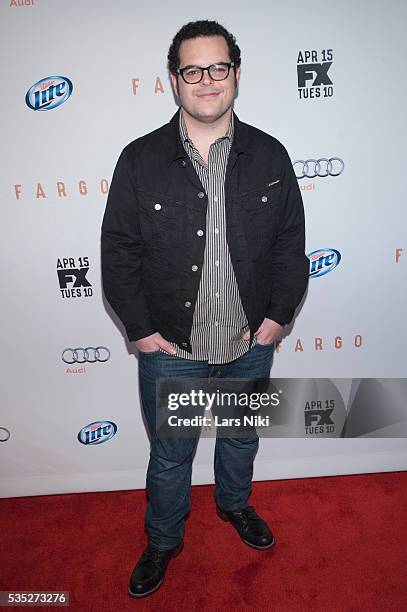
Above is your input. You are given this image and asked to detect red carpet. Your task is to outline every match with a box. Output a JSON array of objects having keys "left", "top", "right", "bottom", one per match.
[{"left": 1, "top": 472, "right": 406, "bottom": 611}]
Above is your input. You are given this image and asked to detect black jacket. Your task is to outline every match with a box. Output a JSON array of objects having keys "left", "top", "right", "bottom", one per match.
[{"left": 101, "top": 109, "right": 308, "bottom": 353}]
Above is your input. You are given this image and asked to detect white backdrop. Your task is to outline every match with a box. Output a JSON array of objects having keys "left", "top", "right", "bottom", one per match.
[{"left": 1, "top": 0, "right": 406, "bottom": 498}]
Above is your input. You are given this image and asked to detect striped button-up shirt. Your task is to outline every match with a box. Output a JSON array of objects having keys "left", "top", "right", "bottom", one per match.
[{"left": 168, "top": 111, "right": 256, "bottom": 365}]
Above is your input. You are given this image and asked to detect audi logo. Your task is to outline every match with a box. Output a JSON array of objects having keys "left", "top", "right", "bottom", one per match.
[
  {"left": 0, "top": 427, "right": 11, "bottom": 442},
  {"left": 62, "top": 347, "right": 111, "bottom": 364},
  {"left": 293, "top": 157, "right": 344, "bottom": 179}
]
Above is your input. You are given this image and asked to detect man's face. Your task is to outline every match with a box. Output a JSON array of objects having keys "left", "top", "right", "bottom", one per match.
[{"left": 170, "top": 35, "right": 240, "bottom": 124}]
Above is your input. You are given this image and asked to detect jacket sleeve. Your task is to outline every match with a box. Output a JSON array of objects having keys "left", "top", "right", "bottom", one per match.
[
  {"left": 265, "top": 146, "right": 309, "bottom": 326},
  {"left": 101, "top": 147, "right": 156, "bottom": 342}
]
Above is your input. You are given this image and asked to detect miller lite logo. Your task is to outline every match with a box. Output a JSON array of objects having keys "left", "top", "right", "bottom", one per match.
[
  {"left": 77, "top": 421, "right": 117, "bottom": 445},
  {"left": 25, "top": 76, "right": 73, "bottom": 111},
  {"left": 308, "top": 248, "right": 341, "bottom": 278}
]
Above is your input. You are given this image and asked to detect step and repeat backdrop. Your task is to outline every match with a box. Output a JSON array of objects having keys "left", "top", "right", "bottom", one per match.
[{"left": 1, "top": 0, "right": 406, "bottom": 497}]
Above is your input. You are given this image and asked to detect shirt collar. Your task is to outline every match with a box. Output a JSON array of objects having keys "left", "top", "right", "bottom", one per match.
[
  {"left": 169, "top": 108, "right": 245, "bottom": 163},
  {"left": 179, "top": 110, "right": 234, "bottom": 147}
]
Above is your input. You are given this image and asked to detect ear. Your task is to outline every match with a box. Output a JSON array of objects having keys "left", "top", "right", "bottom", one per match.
[
  {"left": 234, "top": 65, "right": 241, "bottom": 88},
  {"left": 170, "top": 71, "right": 179, "bottom": 97}
]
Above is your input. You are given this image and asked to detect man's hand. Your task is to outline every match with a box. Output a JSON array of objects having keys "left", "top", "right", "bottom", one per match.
[
  {"left": 134, "top": 332, "right": 177, "bottom": 355},
  {"left": 242, "top": 318, "right": 283, "bottom": 345}
]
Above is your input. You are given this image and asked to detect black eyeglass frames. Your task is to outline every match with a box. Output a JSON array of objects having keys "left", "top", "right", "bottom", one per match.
[{"left": 176, "top": 62, "right": 235, "bottom": 84}]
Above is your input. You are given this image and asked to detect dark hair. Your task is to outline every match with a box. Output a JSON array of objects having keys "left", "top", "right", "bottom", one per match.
[{"left": 167, "top": 20, "right": 241, "bottom": 75}]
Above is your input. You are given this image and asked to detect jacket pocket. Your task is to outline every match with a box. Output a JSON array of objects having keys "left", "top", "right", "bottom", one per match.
[
  {"left": 137, "top": 188, "right": 183, "bottom": 218},
  {"left": 239, "top": 180, "right": 282, "bottom": 241},
  {"left": 240, "top": 178, "right": 282, "bottom": 205},
  {"left": 137, "top": 189, "right": 184, "bottom": 246}
]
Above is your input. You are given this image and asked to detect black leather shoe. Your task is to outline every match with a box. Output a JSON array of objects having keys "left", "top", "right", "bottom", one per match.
[
  {"left": 128, "top": 541, "right": 183, "bottom": 598},
  {"left": 217, "top": 505, "right": 275, "bottom": 550}
]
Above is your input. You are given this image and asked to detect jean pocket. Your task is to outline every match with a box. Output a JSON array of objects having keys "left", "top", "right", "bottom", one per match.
[
  {"left": 139, "top": 349, "right": 162, "bottom": 357},
  {"left": 254, "top": 341, "right": 274, "bottom": 349}
]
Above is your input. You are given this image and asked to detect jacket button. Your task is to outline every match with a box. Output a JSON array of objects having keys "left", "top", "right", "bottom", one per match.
[
  {"left": 181, "top": 342, "right": 188, "bottom": 347},
  {"left": 185, "top": 301, "right": 191, "bottom": 307},
  {"left": 154, "top": 203, "right": 162, "bottom": 210},
  {"left": 261, "top": 196, "right": 268, "bottom": 203},
  {"left": 181, "top": 160, "right": 187, "bottom": 167},
  {"left": 197, "top": 191, "right": 205, "bottom": 199},
  {"left": 191, "top": 265, "right": 198, "bottom": 271},
  {"left": 196, "top": 229, "right": 204, "bottom": 236}
]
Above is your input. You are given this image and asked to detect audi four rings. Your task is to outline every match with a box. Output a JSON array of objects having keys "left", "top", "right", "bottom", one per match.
[
  {"left": 293, "top": 157, "right": 344, "bottom": 178},
  {"left": 62, "top": 347, "right": 111, "bottom": 363}
]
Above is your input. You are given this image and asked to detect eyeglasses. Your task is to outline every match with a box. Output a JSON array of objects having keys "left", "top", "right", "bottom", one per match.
[{"left": 176, "top": 62, "right": 235, "bottom": 84}]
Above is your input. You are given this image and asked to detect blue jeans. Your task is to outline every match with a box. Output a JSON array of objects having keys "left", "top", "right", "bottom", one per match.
[{"left": 138, "top": 343, "right": 274, "bottom": 549}]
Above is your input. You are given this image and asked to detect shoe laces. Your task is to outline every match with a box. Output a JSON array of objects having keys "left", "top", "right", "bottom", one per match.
[
  {"left": 233, "top": 505, "right": 259, "bottom": 526},
  {"left": 142, "top": 547, "right": 170, "bottom": 564},
  {"left": 238, "top": 505, "right": 257, "bottom": 517},
  {"left": 242, "top": 505, "right": 257, "bottom": 516}
]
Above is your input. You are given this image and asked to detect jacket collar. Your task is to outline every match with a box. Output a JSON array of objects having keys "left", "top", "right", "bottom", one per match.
[{"left": 168, "top": 107, "right": 246, "bottom": 162}]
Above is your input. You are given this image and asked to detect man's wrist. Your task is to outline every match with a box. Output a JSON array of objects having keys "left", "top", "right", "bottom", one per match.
[{"left": 271, "top": 319, "right": 287, "bottom": 328}]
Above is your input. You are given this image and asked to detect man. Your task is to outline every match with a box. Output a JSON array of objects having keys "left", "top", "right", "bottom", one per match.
[{"left": 101, "top": 20, "right": 308, "bottom": 598}]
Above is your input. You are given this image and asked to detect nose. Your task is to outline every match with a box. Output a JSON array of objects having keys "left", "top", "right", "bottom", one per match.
[{"left": 201, "top": 68, "right": 213, "bottom": 85}]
